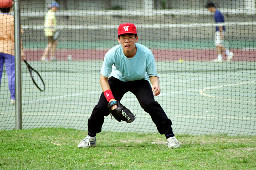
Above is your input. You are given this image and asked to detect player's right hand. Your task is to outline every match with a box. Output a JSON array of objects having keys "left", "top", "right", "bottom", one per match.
[
  {"left": 21, "top": 54, "right": 26, "bottom": 61},
  {"left": 109, "top": 99, "right": 117, "bottom": 110}
]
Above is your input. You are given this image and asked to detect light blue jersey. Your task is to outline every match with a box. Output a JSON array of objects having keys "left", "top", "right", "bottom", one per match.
[{"left": 101, "top": 43, "right": 158, "bottom": 82}]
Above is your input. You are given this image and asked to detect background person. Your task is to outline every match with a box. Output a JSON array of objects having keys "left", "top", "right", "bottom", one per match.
[
  {"left": 78, "top": 23, "right": 181, "bottom": 148},
  {"left": 0, "top": 0, "right": 26, "bottom": 105},
  {"left": 41, "top": 1, "right": 59, "bottom": 62},
  {"left": 206, "top": 1, "right": 234, "bottom": 62}
]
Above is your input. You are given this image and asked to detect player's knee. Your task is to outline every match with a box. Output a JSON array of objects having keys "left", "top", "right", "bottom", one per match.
[
  {"left": 140, "top": 101, "right": 159, "bottom": 111},
  {"left": 91, "top": 104, "right": 109, "bottom": 117},
  {"left": 216, "top": 44, "right": 223, "bottom": 48},
  {"left": 53, "top": 40, "right": 58, "bottom": 46}
]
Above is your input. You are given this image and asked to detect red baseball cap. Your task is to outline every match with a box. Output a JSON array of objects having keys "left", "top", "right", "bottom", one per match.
[
  {"left": 118, "top": 23, "right": 137, "bottom": 36},
  {"left": 0, "top": 0, "right": 13, "bottom": 8}
]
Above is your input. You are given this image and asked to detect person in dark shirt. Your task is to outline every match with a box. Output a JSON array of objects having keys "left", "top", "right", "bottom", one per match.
[{"left": 206, "top": 2, "right": 234, "bottom": 62}]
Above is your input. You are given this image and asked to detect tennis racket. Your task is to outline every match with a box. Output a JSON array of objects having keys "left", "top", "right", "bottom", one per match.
[
  {"left": 24, "top": 60, "right": 45, "bottom": 91},
  {"left": 53, "top": 31, "right": 60, "bottom": 40}
]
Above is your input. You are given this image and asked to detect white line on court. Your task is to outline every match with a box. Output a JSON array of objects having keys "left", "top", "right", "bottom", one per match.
[
  {"left": 160, "top": 70, "right": 256, "bottom": 86},
  {"left": 22, "top": 78, "right": 255, "bottom": 105},
  {"left": 2, "top": 112, "right": 254, "bottom": 121},
  {"left": 199, "top": 81, "right": 256, "bottom": 103},
  {"left": 174, "top": 114, "right": 256, "bottom": 120},
  {"left": 23, "top": 93, "right": 84, "bottom": 104},
  {"left": 23, "top": 91, "right": 102, "bottom": 105},
  {"left": 120, "top": 88, "right": 201, "bottom": 103}
]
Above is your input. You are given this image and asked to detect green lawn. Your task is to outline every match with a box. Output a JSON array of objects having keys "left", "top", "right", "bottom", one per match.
[{"left": 0, "top": 128, "right": 255, "bottom": 169}]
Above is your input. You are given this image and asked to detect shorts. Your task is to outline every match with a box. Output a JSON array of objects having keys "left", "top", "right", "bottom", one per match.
[
  {"left": 215, "top": 31, "right": 225, "bottom": 46},
  {"left": 47, "top": 36, "right": 57, "bottom": 43}
]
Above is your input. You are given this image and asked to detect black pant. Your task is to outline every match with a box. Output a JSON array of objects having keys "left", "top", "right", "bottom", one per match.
[{"left": 88, "top": 77, "right": 173, "bottom": 135}]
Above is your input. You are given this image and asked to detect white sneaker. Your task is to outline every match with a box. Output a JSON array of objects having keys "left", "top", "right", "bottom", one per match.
[
  {"left": 10, "top": 99, "right": 15, "bottom": 105},
  {"left": 41, "top": 57, "right": 48, "bottom": 62},
  {"left": 167, "top": 136, "right": 181, "bottom": 148},
  {"left": 78, "top": 135, "right": 96, "bottom": 148},
  {"left": 50, "top": 57, "right": 57, "bottom": 61},
  {"left": 227, "top": 52, "right": 233, "bottom": 62},
  {"left": 213, "top": 58, "right": 223, "bottom": 62}
]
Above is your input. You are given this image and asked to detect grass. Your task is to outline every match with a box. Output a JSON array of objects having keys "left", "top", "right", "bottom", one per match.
[{"left": 0, "top": 128, "right": 256, "bottom": 169}]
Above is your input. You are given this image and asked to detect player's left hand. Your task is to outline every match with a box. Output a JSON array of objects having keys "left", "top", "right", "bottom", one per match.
[
  {"left": 107, "top": 101, "right": 135, "bottom": 123},
  {"left": 152, "top": 84, "right": 160, "bottom": 96}
]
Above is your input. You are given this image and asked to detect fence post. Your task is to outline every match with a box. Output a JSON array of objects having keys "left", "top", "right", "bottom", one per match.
[{"left": 14, "top": 0, "right": 22, "bottom": 129}]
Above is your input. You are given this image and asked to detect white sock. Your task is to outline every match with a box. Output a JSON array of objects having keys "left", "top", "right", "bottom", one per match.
[
  {"left": 218, "top": 54, "right": 222, "bottom": 60},
  {"left": 225, "top": 49, "right": 230, "bottom": 56}
]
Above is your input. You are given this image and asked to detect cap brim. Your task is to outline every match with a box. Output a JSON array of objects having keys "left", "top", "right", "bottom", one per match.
[{"left": 118, "top": 32, "right": 137, "bottom": 35}]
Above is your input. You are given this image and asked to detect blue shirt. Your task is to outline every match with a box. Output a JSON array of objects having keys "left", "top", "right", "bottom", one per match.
[
  {"left": 214, "top": 10, "right": 225, "bottom": 31},
  {"left": 101, "top": 43, "right": 158, "bottom": 82}
]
